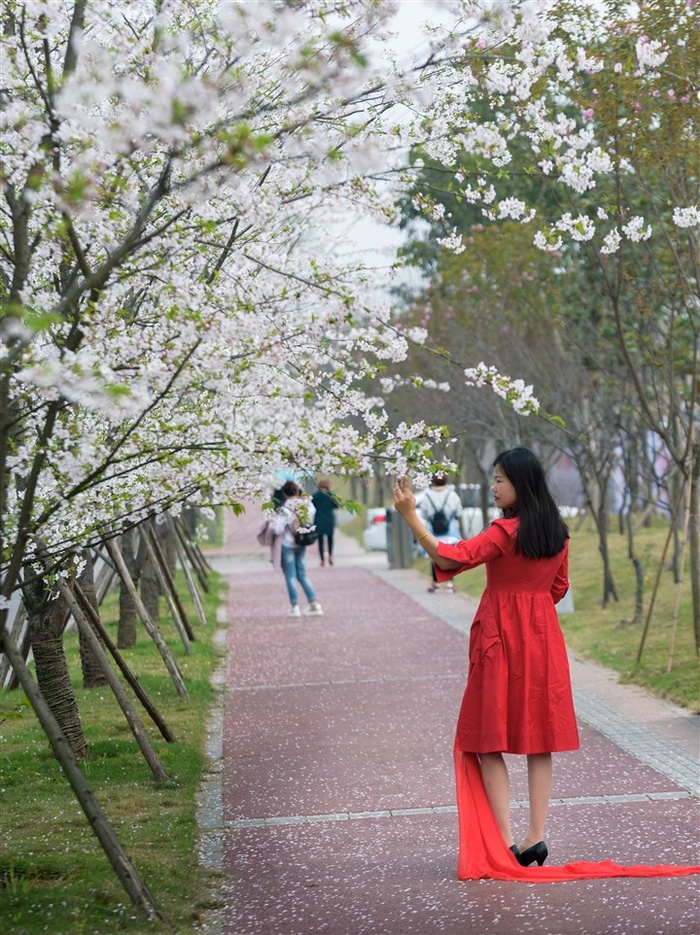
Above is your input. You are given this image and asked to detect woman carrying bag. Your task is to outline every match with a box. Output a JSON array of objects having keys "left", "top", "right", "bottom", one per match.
[{"left": 273, "top": 481, "right": 323, "bottom": 618}]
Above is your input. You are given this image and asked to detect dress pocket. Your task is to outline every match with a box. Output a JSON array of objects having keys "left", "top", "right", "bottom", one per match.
[{"left": 469, "top": 620, "right": 502, "bottom": 664}]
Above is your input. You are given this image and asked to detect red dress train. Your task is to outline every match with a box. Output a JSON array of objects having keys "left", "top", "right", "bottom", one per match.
[{"left": 454, "top": 743, "right": 700, "bottom": 882}]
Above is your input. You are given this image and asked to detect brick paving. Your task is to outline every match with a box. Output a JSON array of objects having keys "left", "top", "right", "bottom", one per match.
[{"left": 197, "top": 509, "right": 700, "bottom": 935}]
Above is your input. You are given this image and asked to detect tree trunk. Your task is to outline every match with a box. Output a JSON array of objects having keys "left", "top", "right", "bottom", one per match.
[
  {"left": 161, "top": 519, "right": 178, "bottom": 579},
  {"left": 584, "top": 490, "right": 618, "bottom": 608},
  {"left": 667, "top": 465, "right": 685, "bottom": 583},
  {"left": 597, "top": 516, "right": 618, "bottom": 607},
  {"left": 23, "top": 573, "right": 88, "bottom": 760},
  {"left": 690, "top": 441, "right": 700, "bottom": 654},
  {"left": 479, "top": 467, "right": 491, "bottom": 531},
  {"left": 77, "top": 550, "right": 107, "bottom": 688},
  {"left": 637, "top": 480, "right": 687, "bottom": 662},
  {"left": 182, "top": 506, "right": 198, "bottom": 537},
  {"left": 140, "top": 554, "right": 160, "bottom": 622},
  {"left": 624, "top": 513, "right": 644, "bottom": 625},
  {"left": 118, "top": 529, "right": 139, "bottom": 648},
  {"left": 581, "top": 465, "right": 618, "bottom": 607}
]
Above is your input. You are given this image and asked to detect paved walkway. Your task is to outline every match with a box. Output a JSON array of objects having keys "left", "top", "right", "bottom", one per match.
[{"left": 198, "top": 510, "right": 700, "bottom": 935}]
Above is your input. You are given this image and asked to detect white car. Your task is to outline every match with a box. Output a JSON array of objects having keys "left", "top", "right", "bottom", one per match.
[
  {"left": 460, "top": 507, "right": 498, "bottom": 538},
  {"left": 362, "top": 508, "right": 388, "bottom": 550}
]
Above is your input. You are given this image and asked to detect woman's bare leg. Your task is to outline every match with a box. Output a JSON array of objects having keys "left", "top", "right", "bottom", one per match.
[
  {"left": 522, "top": 753, "right": 552, "bottom": 848},
  {"left": 479, "top": 753, "right": 513, "bottom": 847}
]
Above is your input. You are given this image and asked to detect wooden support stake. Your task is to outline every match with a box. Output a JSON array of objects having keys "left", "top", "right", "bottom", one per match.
[
  {"left": 0, "top": 601, "right": 26, "bottom": 690},
  {"left": 56, "top": 578, "right": 170, "bottom": 782},
  {"left": 94, "top": 556, "right": 117, "bottom": 605},
  {"left": 5, "top": 620, "right": 31, "bottom": 693},
  {"left": 73, "top": 582, "right": 176, "bottom": 743},
  {"left": 0, "top": 625, "right": 166, "bottom": 921},
  {"left": 166, "top": 515, "right": 207, "bottom": 628},
  {"left": 146, "top": 522, "right": 195, "bottom": 642},
  {"left": 104, "top": 536, "right": 189, "bottom": 700},
  {"left": 174, "top": 518, "right": 210, "bottom": 593},
  {"left": 139, "top": 528, "right": 192, "bottom": 652}
]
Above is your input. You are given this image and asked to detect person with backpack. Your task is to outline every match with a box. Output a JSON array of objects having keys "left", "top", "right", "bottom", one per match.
[
  {"left": 417, "top": 473, "right": 463, "bottom": 592},
  {"left": 271, "top": 481, "right": 323, "bottom": 617}
]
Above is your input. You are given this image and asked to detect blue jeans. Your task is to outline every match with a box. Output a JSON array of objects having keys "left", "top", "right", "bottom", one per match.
[{"left": 281, "top": 546, "right": 317, "bottom": 605}]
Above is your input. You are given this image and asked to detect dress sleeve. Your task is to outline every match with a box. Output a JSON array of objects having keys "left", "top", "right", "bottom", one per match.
[
  {"left": 434, "top": 520, "right": 510, "bottom": 582},
  {"left": 550, "top": 543, "right": 570, "bottom": 603}
]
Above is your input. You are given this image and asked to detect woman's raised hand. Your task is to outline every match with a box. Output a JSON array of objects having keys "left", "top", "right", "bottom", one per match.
[{"left": 393, "top": 476, "right": 416, "bottom": 516}]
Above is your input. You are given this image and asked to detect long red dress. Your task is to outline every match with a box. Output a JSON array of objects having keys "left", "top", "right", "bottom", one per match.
[
  {"left": 437, "top": 516, "right": 578, "bottom": 755},
  {"left": 436, "top": 518, "right": 700, "bottom": 882}
]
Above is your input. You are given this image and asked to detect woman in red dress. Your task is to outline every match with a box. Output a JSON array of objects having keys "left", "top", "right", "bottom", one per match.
[
  {"left": 394, "top": 447, "right": 577, "bottom": 867},
  {"left": 394, "top": 447, "right": 700, "bottom": 882}
]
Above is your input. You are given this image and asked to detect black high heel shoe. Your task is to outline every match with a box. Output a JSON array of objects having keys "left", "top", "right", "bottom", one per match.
[
  {"left": 516, "top": 841, "right": 548, "bottom": 866},
  {"left": 509, "top": 845, "right": 520, "bottom": 858}
]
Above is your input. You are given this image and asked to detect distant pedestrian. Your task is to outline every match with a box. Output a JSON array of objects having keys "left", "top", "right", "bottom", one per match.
[
  {"left": 272, "top": 481, "right": 323, "bottom": 618},
  {"left": 311, "top": 477, "right": 339, "bottom": 566},
  {"left": 394, "top": 448, "right": 577, "bottom": 869},
  {"left": 416, "top": 473, "right": 463, "bottom": 593}
]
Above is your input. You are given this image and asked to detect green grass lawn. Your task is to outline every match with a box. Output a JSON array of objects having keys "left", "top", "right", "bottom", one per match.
[
  {"left": 564, "top": 517, "right": 698, "bottom": 713},
  {"left": 1, "top": 568, "right": 228, "bottom": 934}
]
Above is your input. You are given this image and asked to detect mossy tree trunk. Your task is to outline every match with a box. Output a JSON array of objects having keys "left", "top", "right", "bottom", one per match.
[
  {"left": 23, "top": 572, "right": 88, "bottom": 760},
  {"left": 140, "top": 553, "right": 160, "bottom": 622},
  {"left": 118, "top": 528, "right": 146, "bottom": 648},
  {"left": 77, "top": 550, "right": 107, "bottom": 688}
]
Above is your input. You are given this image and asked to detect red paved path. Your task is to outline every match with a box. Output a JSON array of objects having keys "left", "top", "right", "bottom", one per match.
[{"left": 200, "top": 509, "right": 700, "bottom": 935}]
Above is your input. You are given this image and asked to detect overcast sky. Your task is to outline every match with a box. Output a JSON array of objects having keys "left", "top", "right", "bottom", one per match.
[{"left": 327, "top": 1, "right": 458, "bottom": 291}]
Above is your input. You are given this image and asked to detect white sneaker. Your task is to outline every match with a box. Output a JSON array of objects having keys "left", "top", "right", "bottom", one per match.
[
  {"left": 303, "top": 601, "right": 323, "bottom": 616},
  {"left": 288, "top": 604, "right": 301, "bottom": 617}
]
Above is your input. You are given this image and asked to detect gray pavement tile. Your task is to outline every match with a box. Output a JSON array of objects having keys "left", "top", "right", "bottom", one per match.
[{"left": 214, "top": 805, "right": 699, "bottom": 935}]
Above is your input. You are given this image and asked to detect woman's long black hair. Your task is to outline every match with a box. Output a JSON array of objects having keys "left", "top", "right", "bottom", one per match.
[{"left": 494, "top": 447, "right": 569, "bottom": 558}]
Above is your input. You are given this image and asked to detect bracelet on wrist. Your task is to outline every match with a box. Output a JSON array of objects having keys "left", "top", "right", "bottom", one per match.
[{"left": 417, "top": 530, "right": 430, "bottom": 543}]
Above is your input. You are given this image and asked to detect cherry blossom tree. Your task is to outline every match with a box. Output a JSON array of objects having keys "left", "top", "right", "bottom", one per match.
[
  {"left": 0, "top": 0, "right": 546, "bottom": 914},
  {"left": 399, "top": 0, "right": 699, "bottom": 629},
  {"left": 1, "top": 0, "right": 464, "bottom": 618},
  {"left": 1, "top": 1, "right": 554, "bottom": 614},
  {"left": 5, "top": 0, "right": 695, "bottom": 913},
  {"left": 1, "top": 0, "right": 465, "bottom": 914}
]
